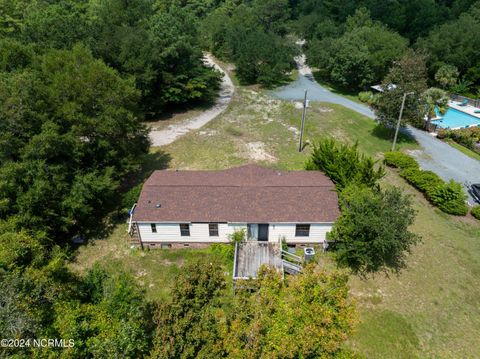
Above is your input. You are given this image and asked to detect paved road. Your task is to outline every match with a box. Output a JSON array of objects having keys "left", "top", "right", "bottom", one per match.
[{"left": 271, "top": 55, "right": 480, "bottom": 204}]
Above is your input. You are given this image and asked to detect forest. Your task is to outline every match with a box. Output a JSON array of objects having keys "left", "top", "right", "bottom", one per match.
[{"left": 0, "top": 0, "right": 479, "bottom": 357}]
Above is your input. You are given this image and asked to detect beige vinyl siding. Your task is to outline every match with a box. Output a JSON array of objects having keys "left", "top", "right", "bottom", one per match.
[
  {"left": 138, "top": 223, "right": 247, "bottom": 243},
  {"left": 268, "top": 223, "right": 332, "bottom": 243},
  {"left": 137, "top": 222, "right": 332, "bottom": 244}
]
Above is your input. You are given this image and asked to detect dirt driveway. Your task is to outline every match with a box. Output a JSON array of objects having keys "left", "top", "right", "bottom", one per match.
[{"left": 148, "top": 54, "right": 234, "bottom": 147}]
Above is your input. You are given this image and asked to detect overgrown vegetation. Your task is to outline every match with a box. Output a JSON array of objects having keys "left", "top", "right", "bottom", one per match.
[
  {"left": 298, "top": 0, "right": 480, "bottom": 98},
  {"left": 152, "top": 261, "right": 357, "bottom": 358},
  {"left": 201, "top": 0, "right": 297, "bottom": 86},
  {"left": 306, "top": 8, "right": 408, "bottom": 89},
  {"left": 0, "top": 224, "right": 153, "bottom": 358},
  {"left": 384, "top": 152, "right": 468, "bottom": 215},
  {"left": 437, "top": 127, "right": 480, "bottom": 156},
  {"left": 307, "top": 138, "right": 418, "bottom": 275},
  {"left": 471, "top": 205, "right": 480, "bottom": 220}
]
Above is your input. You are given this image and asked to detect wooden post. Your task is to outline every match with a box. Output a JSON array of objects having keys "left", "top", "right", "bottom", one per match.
[{"left": 298, "top": 89, "right": 307, "bottom": 152}]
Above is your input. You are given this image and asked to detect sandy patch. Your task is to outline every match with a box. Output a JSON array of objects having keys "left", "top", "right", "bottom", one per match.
[
  {"left": 244, "top": 142, "right": 277, "bottom": 162},
  {"left": 288, "top": 126, "right": 300, "bottom": 137},
  {"left": 198, "top": 129, "right": 218, "bottom": 137}
]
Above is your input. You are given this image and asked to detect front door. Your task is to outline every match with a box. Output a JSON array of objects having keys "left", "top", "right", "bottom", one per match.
[{"left": 258, "top": 224, "right": 269, "bottom": 241}]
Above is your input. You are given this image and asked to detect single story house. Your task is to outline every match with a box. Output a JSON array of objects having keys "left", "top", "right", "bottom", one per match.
[{"left": 128, "top": 164, "right": 340, "bottom": 248}]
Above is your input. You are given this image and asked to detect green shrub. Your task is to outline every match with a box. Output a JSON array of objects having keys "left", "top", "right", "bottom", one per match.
[
  {"left": 358, "top": 91, "right": 374, "bottom": 103},
  {"left": 210, "top": 243, "right": 235, "bottom": 262},
  {"left": 429, "top": 180, "right": 468, "bottom": 215},
  {"left": 438, "top": 127, "right": 480, "bottom": 154},
  {"left": 228, "top": 229, "right": 246, "bottom": 244},
  {"left": 306, "top": 138, "right": 385, "bottom": 190},
  {"left": 436, "top": 128, "right": 450, "bottom": 139},
  {"left": 386, "top": 152, "right": 468, "bottom": 216},
  {"left": 471, "top": 206, "right": 480, "bottom": 220},
  {"left": 400, "top": 168, "right": 443, "bottom": 195},
  {"left": 383, "top": 152, "right": 419, "bottom": 170}
]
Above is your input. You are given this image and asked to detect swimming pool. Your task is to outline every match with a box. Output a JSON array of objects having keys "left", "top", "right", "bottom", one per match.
[{"left": 434, "top": 107, "right": 480, "bottom": 129}]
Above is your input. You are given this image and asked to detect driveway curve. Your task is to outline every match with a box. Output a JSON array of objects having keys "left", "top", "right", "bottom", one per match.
[
  {"left": 149, "top": 53, "right": 234, "bottom": 147},
  {"left": 271, "top": 55, "right": 480, "bottom": 204}
]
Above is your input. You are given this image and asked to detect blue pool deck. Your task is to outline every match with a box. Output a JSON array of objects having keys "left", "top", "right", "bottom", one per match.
[{"left": 433, "top": 101, "right": 480, "bottom": 129}]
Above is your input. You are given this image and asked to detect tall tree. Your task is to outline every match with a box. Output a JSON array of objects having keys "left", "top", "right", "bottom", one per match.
[
  {"left": 422, "top": 87, "right": 449, "bottom": 129},
  {"left": 307, "top": 9, "right": 408, "bottom": 89},
  {"left": 435, "top": 64, "right": 459, "bottom": 89},
  {"left": 374, "top": 50, "right": 429, "bottom": 128},
  {"left": 330, "top": 184, "right": 420, "bottom": 275},
  {"left": 0, "top": 45, "right": 149, "bottom": 239}
]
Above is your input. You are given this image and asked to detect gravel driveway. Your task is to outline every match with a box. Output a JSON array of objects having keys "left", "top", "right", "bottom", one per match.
[{"left": 272, "top": 55, "right": 480, "bottom": 204}]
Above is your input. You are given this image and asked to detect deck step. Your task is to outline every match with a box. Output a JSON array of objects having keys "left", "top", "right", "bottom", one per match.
[{"left": 282, "top": 260, "right": 302, "bottom": 275}]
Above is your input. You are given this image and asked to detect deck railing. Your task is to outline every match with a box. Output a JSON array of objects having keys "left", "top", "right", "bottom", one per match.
[{"left": 127, "top": 203, "right": 137, "bottom": 235}]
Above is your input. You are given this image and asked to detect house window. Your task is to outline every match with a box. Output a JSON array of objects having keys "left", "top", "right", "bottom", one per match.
[
  {"left": 180, "top": 224, "right": 190, "bottom": 236},
  {"left": 209, "top": 223, "right": 219, "bottom": 237},
  {"left": 295, "top": 224, "right": 310, "bottom": 237},
  {"left": 151, "top": 223, "right": 157, "bottom": 233}
]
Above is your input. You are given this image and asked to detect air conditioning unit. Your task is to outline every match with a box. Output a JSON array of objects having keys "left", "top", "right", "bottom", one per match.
[{"left": 303, "top": 247, "right": 315, "bottom": 262}]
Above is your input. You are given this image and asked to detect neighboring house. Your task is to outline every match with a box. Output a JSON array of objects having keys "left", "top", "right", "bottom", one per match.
[{"left": 128, "top": 164, "right": 340, "bottom": 248}]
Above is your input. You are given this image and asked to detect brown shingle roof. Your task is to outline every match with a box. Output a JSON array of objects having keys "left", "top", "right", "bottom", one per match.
[{"left": 133, "top": 164, "right": 340, "bottom": 223}]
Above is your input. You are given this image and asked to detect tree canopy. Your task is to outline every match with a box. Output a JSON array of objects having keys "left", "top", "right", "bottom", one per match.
[
  {"left": 330, "top": 184, "right": 420, "bottom": 275},
  {"left": 307, "top": 9, "right": 408, "bottom": 89},
  {"left": 151, "top": 260, "right": 358, "bottom": 358},
  {"left": 0, "top": 44, "right": 148, "bottom": 239}
]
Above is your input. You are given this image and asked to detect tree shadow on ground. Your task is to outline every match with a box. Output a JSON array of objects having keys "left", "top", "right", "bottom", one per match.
[
  {"left": 371, "top": 124, "right": 418, "bottom": 147},
  {"left": 140, "top": 149, "right": 172, "bottom": 181},
  {"left": 87, "top": 150, "right": 172, "bottom": 242}
]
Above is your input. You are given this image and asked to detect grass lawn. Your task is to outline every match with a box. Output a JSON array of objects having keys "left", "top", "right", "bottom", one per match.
[
  {"left": 71, "top": 85, "right": 480, "bottom": 358},
  {"left": 158, "top": 87, "right": 417, "bottom": 171},
  {"left": 348, "top": 170, "right": 480, "bottom": 358},
  {"left": 70, "top": 224, "right": 232, "bottom": 302}
]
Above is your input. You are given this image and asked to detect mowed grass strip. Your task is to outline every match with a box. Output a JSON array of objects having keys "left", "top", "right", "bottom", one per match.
[{"left": 348, "top": 171, "right": 480, "bottom": 358}]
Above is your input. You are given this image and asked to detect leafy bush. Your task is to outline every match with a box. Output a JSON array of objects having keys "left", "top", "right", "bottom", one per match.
[
  {"left": 385, "top": 152, "right": 468, "bottom": 216},
  {"left": 358, "top": 91, "right": 373, "bottom": 103},
  {"left": 358, "top": 91, "right": 379, "bottom": 106},
  {"left": 429, "top": 180, "right": 468, "bottom": 215},
  {"left": 209, "top": 243, "right": 235, "bottom": 262},
  {"left": 383, "top": 151, "right": 419, "bottom": 169},
  {"left": 306, "top": 138, "right": 385, "bottom": 190},
  {"left": 228, "top": 229, "right": 246, "bottom": 244},
  {"left": 400, "top": 167, "right": 443, "bottom": 195},
  {"left": 437, "top": 127, "right": 480, "bottom": 154},
  {"left": 471, "top": 206, "right": 480, "bottom": 220}
]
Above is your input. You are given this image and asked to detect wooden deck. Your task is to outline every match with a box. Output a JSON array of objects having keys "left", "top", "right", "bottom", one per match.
[{"left": 233, "top": 241, "right": 283, "bottom": 279}]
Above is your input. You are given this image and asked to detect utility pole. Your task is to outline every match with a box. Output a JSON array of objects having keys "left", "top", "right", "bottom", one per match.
[
  {"left": 298, "top": 89, "right": 307, "bottom": 152},
  {"left": 392, "top": 92, "right": 414, "bottom": 151}
]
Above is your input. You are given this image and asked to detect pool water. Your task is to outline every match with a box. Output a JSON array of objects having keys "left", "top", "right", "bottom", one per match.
[{"left": 434, "top": 107, "right": 480, "bottom": 129}]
